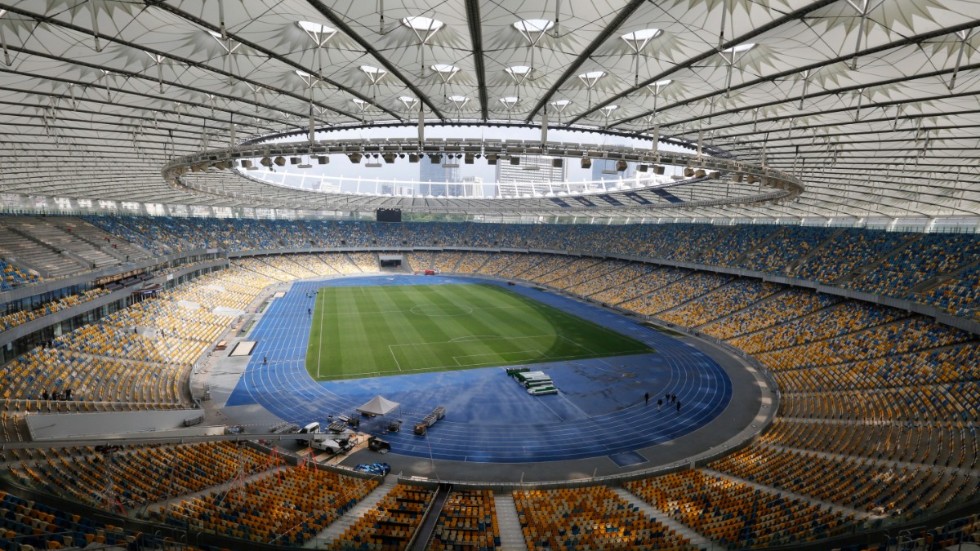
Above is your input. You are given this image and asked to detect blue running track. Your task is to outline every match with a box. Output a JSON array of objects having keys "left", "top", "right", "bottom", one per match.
[{"left": 226, "top": 275, "right": 732, "bottom": 463}]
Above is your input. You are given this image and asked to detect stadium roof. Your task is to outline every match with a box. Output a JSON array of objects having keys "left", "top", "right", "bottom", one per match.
[{"left": 0, "top": 0, "right": 978, "bottom": 222}]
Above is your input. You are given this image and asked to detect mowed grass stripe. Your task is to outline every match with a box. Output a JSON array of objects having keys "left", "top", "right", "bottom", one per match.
[
  {"left": 378, "top": 286, "right": 451, "bottom": 371},
  {"left": 452, "top": 285, "right": 558, "bottom": 361},
  {"left": 306, "top": 283, "right": 653, "bottom": 380},
  {"left": 433, "top": 285, "right": 551, "bottom": 366}
]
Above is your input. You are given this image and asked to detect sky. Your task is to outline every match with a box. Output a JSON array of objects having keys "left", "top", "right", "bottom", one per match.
[{"left": 243, "top": 124, "right": 690, "bottom": 196}]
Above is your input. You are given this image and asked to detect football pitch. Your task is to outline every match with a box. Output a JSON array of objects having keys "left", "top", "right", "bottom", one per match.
[{"left": 305, "top": 283, "right": 653, "bottom": 380}]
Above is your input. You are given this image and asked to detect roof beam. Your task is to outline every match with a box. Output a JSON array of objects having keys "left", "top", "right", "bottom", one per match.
[
  {"left": 570, "top": 0, "right": 840, "bottom": 126},
  {"left": 525, "top": 0, "right": 647, "bottom": 122},
  {"left": 1, "top": 3, "right": 366, "bottom": 123},
  {"left": 304, "top": 0, "right": 446, "bottom": 121},
  {"left": 464, "top": 0, "right": 488, "bottom": 121},
  {"left": 620, "top": 21, "right": 980, "bottom": 133}
]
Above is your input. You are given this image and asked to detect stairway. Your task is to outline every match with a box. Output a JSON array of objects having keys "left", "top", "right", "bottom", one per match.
[
  {"left": 302, "top": 475, "right": 398, "bottom": 548},
  {"left": 611, "top": 486, "right": 716, "bottom": 551},
  {"left": 493, "top": 492, "right": 528, "bottom": 551},
  {"left": 409, "top": 483, "right": 452, "bottom": 551}
]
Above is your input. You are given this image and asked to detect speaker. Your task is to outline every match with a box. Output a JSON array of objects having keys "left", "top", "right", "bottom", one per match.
[
  {"left": 552, "top": 158, "right": 563, "bottom": 168},
  {"left": 274, "top": 156, "right": 286, "bottom": 166},
  {"left": 348, "top": 153, "right": 363, "bottom": 163},
  {"left": 408, "top": 153, "right": 420, "bottom": 163},
  {"left": 510, "top": 156, "right": 520, "bottom": 165},
  {"left": 580, "top": 157, "right": 592, "bottom": 169},
  {"left": 653, "top": 165, "right": 665, "bottom": 175},
  {"left": 616, "top": 159, "right": 628, "bottom": 172},
  {"left": 290, "top": 156, "right": 302, "bottom": 165},
  {"left": 637, "top": 164, "right": 648, "bottom": 172},
  {"left": 317, "top": 156, "right": 329, "bottom": 165}
]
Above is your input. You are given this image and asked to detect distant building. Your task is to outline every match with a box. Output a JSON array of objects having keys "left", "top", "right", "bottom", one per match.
[
  {"left": 495, "top": 155, "right": 566, "bottom": 198},
  {"left": 591, "top": 158, "right": 636, "bottom": 181},
  {"left": 419, "top": 157, "right": 460, "bottom": 197}
]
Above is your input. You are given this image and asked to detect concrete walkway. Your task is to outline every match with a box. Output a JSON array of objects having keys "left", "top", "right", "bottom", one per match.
[{"left": 493, "top": 492, "right": 528, "bottom": 551}]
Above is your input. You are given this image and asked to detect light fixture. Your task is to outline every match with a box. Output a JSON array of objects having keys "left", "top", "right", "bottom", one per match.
[{"left": 348, "top": 152, "right": 363, "bottom": 163}]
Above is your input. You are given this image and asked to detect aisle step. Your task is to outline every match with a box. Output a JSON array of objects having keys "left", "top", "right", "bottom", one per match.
[
  {"left": 612, "top": 486, "right": 717, "bottom": 551},
  {"left": 303, "top": 476, "right": 398, "bottom": 548},
  {"left": 493, "top": 492, "right": 528, "bottom": 551}
]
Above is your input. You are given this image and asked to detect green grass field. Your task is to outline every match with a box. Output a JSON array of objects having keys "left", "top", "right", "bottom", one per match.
[{"left": 305, "top": 283, "right": 653, "bottom": 380}]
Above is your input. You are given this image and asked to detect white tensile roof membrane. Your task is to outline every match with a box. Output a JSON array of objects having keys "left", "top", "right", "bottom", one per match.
[{"left": 0, "top": 0, "right": 978, "bottom": 221}]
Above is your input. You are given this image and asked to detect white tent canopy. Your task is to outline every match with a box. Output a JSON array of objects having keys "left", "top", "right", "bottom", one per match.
[{"left": 356, "top": 395, "right": 400, "bottom": 416}]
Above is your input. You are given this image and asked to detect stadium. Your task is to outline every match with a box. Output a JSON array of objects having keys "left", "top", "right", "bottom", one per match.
[{"left": 0, "top": 1, "right": 978, "bottom": 550}]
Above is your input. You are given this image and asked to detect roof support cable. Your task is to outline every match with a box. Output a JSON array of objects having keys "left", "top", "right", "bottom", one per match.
[
  {"left": 718, "top": 0, "right": 728, "bottom": 47},
  {"left": 892, "top": 104, "right": 904, "bottom": 130},
  {"left": 0, "top": 10, "right": 12, "bottom": 66},
  {"left": 798, "top": 69, "right": 810, "bottom": 109},
  {"left": 947, "top": 29, "right": 973, "bottom": 91},
  {"left": 854, "top": 87, "right": 864, "bottom": 122},
  {"left": 217, "top": 0, "right": 226, "bottom": 40},
  {"left": 553, "top": 0, "right": 561, "bottom": 38},
  {"left": 843, "top": 0, "right": 883, "bottom": 70},
  {"left": 89, "top": 0, "right": 102, "bottom": 52}
]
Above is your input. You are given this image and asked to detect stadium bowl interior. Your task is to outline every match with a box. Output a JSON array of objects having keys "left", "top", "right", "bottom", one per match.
[{"left": 0, "top": 1, "right": 978, "bottom": 550}]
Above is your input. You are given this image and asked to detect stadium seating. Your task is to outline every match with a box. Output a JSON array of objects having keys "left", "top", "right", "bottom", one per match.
[
  {"left": 0, "top": 257, "right": 42, "bottom": 291},
  {"left": 657, "top": 279, "right": 781, "bottom": 328},
  {"left": 10, "top": 442, "right": 273, "bottom": 510},
  {"left": 620, "top": 271, "right": 732, "bottom": 316},
  {"left": 918, "top": 262, "right": 980, "bottom": 319},
  {"left": 710, "top": 444, "right": 978, "bottom": 518},
  {"left": 0, "top": 216, "right": 975, "bottom": 550},
  {"left": 793, "top": 228, "right": 915, "bottom": 285},
  {"left": 428, "top": 488, "right": 501, "bottom": 550},
  {"left": 157, "top": 465, "right": 378, "bottom": 546},
  {"left": 329, "top": 483, "right": 434, "bottom": 550},
  {"left": 624, "top": 470, "right": 853, "bottom": 548},
  {"left": 75, "top": 216, "right": 980, "bottom": 320},
  {"left": 513, "top": 485, "right": 695, "bottom": 551},
  {"left": 699, "top": 288, "right": 839, "bottom": 340},
  {"left": 0, "top": 289, "right": 110, "bottom": 332},
  {"left": 847, "top": 233, "right": 980, "bottom": 300},
  {"left": 0, "top": 489, "right": 134, "bottom": 550}
]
